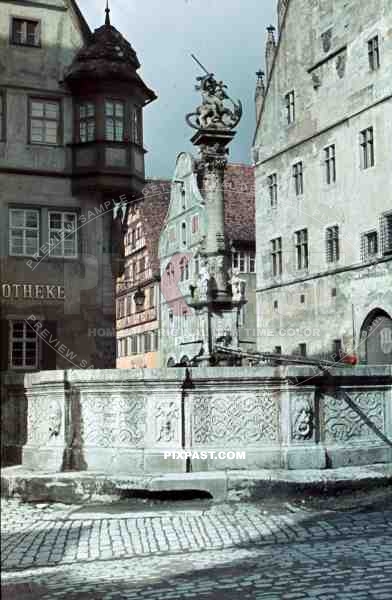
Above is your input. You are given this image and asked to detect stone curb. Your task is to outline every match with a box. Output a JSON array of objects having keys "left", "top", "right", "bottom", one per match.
[{"left": 1, "top": 464, "right": 391, "bottom": 504}]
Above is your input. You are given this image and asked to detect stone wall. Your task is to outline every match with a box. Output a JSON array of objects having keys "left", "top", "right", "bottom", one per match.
[{"left": 22, "top": 366, "right": 392, "bottom": 474}]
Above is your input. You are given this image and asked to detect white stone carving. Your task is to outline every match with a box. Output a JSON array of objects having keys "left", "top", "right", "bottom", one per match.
[{"left": 155, "top": 401, "right": 180, "bottom": 443}]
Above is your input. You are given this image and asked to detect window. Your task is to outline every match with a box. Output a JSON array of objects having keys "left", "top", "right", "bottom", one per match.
[
  {"left": 300, "top": 294, "right": 306, "bottom": 304},
  {"left": 131, "top": 336, "right": 138, "bottom": 355},
  {"left": 152, "top": 330, "right": 159, "bottom": 352},
  {"left": 0, "top": 92, "right": 4, "bottom": 140},
  {"left": 368, "top": 35, "right": 380, "bottom": 71},
  {"left": 268, "top": 173, "right": 278, "bottom": 207},
  {"left": 131, "top": 106, "right": 142, "bottom": 145},
  {"left": 105, "top": 100, "right": 124, "bottom": 141},
  {"left": 360, "top": 127, "right": 375, "bottom": 169},
  {"left": 192, "top": 214, "right": 199, "bottom": 234},
  {"left": 194, "top": 255, "right": 200, "bottom": 276},
  {"left": 271, "top": 237, "right": 283, "bottom": 276},
  {"left": 11, "top": 18, "right": 40, "bottom": 47},
  {"left": 117, "top": 297, "right": 125, "bottom": 319},
  {"left": 249, "top": 252, "right": 256, "bottom": 273},
  {"left": 180, "top": 257, "right": 189, "bottom": 282},
  {"left": 166, "top": 262, "right": 175, "bottom": 279},
  {"left": 324, "top": 144, "right": 336, "bottom": 184},
  {"left": 326, "top": 226, "right": 340, "bottom": 263},
  {"left": 144, "top": 332, "right": 151, "bottom": 353},
  {"left": 380, "top": 212, "right": 392, "bottom": 254},
  {"left": 30, "top": 99, "right": 60, "bottom": 145},
  {"left": 285, "top": 90, "right": 295, "bottom": 124},
  {"left": 10, "top": 321, "right": 38, "bottom": 369},
  {"left": 181, "top": 222, "right": 187, "bottom": 246},
  {"left": 295, "top": 229, "right": 309, "bottom": 270},
  {"left": 126, "top": 294, "right": 133, "bottom": 316},
  {"left": 78, "top": 102, "right": 95, "bottom": 142},
  {"left": 181, "top": 188, "right": 186, "bottom": 211},
  {"left": 293, "top": 161, "right": 303, "bottom": 195},
  {"left": 232, "top": 252, "right": 246, "bottom": 273},
  {"left": 332, "top": 339, "right": 342, "bottom": 359},
  {"left": 48, "top": 212, "right": 77, "bottom": 257},
  {"left": 9, "top": 208, "right": 39, "bottom": 256},
  {"left": 273, "top": 300, "right": 279, "bottom": 311},
  {"left": 361, "top": 230, "right": 378, "bottom": 261},
  {"left": 298, "top": 343, "right": 307, "bottom": 357},
  {"left": 138, "top": 257, "right": 145, "bottom": 274}
]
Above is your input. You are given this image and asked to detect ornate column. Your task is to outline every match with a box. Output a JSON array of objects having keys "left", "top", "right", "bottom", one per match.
[{"left": 186, "top": 67, "right": 246, "bottom": 365}]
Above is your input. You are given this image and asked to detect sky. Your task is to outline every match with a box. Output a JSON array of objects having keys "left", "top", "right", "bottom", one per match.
[{"left": 81, "top": 0, "right": 276, "bottom": 178}]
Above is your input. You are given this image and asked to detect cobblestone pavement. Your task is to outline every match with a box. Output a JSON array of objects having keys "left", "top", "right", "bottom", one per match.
[{"left": 2, "top": 498, "right": 392, "bottom": 599}]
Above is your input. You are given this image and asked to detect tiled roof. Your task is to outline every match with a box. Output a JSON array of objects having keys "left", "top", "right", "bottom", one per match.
[{"left": 223, "top": 164, "right": 255, "bottom": 245}]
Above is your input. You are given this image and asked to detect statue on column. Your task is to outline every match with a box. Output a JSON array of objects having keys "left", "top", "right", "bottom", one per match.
[{"left": 186, "top": 57, "right": 242, "bottom": 131}]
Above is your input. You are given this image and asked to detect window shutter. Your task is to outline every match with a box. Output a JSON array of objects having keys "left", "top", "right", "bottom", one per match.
[
  {"left": 0, "top": 319, "right": 9, "bottom": 371},
  {"left": 40, "top": 321, "right": 57, "bottom": 370},
  {"left": 34, "top": 22, "right": 41, "bottom": 46}
]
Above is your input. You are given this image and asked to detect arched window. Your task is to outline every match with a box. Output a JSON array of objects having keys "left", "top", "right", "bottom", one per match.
[
  {"left": 181, "top": 222, "right": 187, "bottom": 246},
  {"left": 359, "top": 308, "right": 392, "bottom": 365},
  {"left": 180, "top": 257, "right": 189, "bottom": 282}
]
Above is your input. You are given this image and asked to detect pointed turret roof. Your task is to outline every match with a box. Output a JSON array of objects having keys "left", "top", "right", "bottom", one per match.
[{"left": 65, "top": 4, "right": 156, "bottom": 101}]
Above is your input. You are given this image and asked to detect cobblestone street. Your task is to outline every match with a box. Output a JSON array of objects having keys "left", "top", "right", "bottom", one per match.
[{"left": 2, "top": 497, "right": 392, "bottom": 599}]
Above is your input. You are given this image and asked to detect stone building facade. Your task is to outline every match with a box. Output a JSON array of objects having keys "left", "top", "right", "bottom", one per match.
[
  {"left": 116, "top": 180, "right": 170, "bottom": 369},
  {"left": 253, "top": 0, "right": 392, "bottom": 363},
  {"left": 159, "top": 153, "right": 256, "bottom": 367},
  {"left": 0, "top": 0, "right": 155, "bottom": 463}
]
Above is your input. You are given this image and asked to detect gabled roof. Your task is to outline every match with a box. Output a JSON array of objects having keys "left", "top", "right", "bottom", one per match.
[{"left": 68, "top": 0, "right": 92, "bottom": 41}]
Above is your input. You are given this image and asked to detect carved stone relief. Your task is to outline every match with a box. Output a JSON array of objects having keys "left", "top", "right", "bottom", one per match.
[
  {"left": 81, "top": 393, "right": 146, "bottom": 448},
  {"left": 192, "top": 392, "right": 279, "bottom": 445},
  {"left": 291, "top": 395, "right": 314, "bottom": 441},
  {"left": 155, "top": 401, "right": 180, "bottom": 443},
  {"left": 28, "top": 395, "right": 63, "bottom": 445},
  {"left": 321, "top": 29, "right": 332, "bottom": 53},
  {"left": 336, "top": 52, "right": 346, "bottom": 78},
  {"left": 323, "top": 391, "right": 385, "bottom": 442}
]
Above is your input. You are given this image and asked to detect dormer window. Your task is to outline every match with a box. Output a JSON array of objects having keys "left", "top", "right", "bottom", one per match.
[
  {"left": 105, "top": 100, "right": 124, "bottom": 141},
  {"left": 79, "top": 102, "right": 95, "bottom": 142},
  {"left": 11, "top": 18, "right": 40, "bottom": 47}
]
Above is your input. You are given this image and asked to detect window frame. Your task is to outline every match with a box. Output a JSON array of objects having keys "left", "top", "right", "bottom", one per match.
[
  {"left": 326, "top": 225, "right": 340, "bottom": 264},
  {"left": 9, "top": 207, "right": 40, "bottom": 257},
  {"left": 270, "top": 237, "right": 283, "bottom": 277},
  {"left": 268, "top": 173, "right": 278, "bottom": 207},
  {"left": 11, "top": 17, "right": 41, "bottom": 48},
  {"left": 131, "top": 105, "right": 143, "bottom": 146},
  {"left": 9, "top": 320, "right": 39, "bottom": 370},
  {"left": 324, "top": 144, "right": 336, "bottom": 185},
  {"left": 368, "top": 35, "right": 380, "bottom": 71},
  {"left": 361, "top": 229, "right": 378, "bottom": 261},
  {"left": 77, "top": 101, "right": 96, "bottom": 143},
  {"left": 295, "top": 228, "right": 309, "bottom": 270},
  {"left": 293, "top": 161, "right": 304, "bottom": 196},
  {"left": 105, "top": 98, "right": 125, "bottom": 142},
  {"left": 360, "top": 126, "right": 375, "bottom": 169},
  {"left": 380, "top": 211, "right": 392, "bottom": 255},
  {"left": 48, "top": 211, "right": 78, "bottom": 258},
  {"left": 28, "top": 97, "right": 62, "bottom": 146},
  {"left": 285, "top": 90, "right": 295, "bottom": 124}
]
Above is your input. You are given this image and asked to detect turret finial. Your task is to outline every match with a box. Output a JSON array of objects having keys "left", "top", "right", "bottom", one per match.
[{"left": 105, "top": 0, "right": 111, "bottom": 25}]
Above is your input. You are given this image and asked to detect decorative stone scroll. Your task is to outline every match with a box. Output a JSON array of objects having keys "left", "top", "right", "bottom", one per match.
[
  {"left": 192, "top": 392, "right": 279, "bottom": 445},
  {"left": 81, "top": 393, "right": 146, "bottom": 448},
  {"left": 324, "top": 390, "right": 385, "bottom": 442}
]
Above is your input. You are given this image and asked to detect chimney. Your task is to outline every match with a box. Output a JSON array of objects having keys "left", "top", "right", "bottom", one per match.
[
  {"left": 265, "top": 25, "right": 276, "bottom": 80},
  {"left": 255, "top": 70, "right": 265, "bottom": 123}
]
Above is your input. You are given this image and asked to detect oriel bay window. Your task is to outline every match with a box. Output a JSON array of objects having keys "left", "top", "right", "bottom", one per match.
[
  {"left": 30, "top": 99, "right": 60, "bottom": 145},
  {"left": 78, "top": 102, "right": 95, "bottom": 142},
  {"left": 105, "top": 100, "right": 124, "bottom": 141}
]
